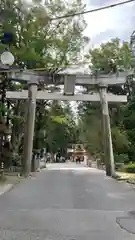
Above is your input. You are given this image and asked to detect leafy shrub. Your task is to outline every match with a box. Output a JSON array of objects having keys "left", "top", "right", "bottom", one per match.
[
  {"left": 114, "top": 154, "right": 129, "bottom": 164},
  {"left": 112, "top": 127, "right": 129, "bottom": 154},
  {"left": 123, "top": 163, "right": 135, "bottom": 173},
  {"left": 11, "top": 153, "right": 21, "bottom": 167}
]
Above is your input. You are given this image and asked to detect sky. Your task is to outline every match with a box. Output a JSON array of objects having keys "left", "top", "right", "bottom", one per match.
[
  {"left": 30, "top": 0, "right": 135, "bottom": 47},
  {"left": 83, "top": 0, "right": 135, "bottom": 47},
  {"left": 70, "top": 0, "right": 135, "bottom": 112}
]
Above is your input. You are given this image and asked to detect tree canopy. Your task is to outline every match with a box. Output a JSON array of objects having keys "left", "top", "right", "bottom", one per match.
[
  {"left": 0, "top": 0, "right": 86, "bottom": 169},
  {"left": 0, "top": 0, "right": 87, "bottom": 70},
  {"left": 1, "top": 1, "right": 135, "bottom": 172},
  {"left": 77, "top": 38, "right": 131, "bottom": 163},
  {"left": 86, "top": 38, "right": 131, "bottom": 73}
]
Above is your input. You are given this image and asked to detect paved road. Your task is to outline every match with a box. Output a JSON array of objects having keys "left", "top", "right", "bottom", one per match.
[{"left": 0, "top": 163, "right": 135, "bottom": 239}]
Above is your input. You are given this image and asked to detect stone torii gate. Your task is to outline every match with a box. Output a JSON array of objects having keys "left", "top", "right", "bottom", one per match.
[{"left": 6, "top": 70, "right": 127, "bottom": 177}]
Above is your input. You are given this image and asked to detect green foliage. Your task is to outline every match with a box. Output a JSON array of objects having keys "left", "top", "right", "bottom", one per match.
[
  {"left": 46, "top": 102, "right": 77, "bottom": 154},
  {"left": 0, "top": 103, "right": 7, "bottom": 118},
  {"left": 122, "top": 164, "right": 135, "bottom": 173},
  {"left": 78, "top": 38, "right": 131, "bottom": 162},
  {"left": 11, "top": 152, "right": 22, "bottom": 166},
  {"left": 1, "top": 0, "right": 86, "bottom": 70},
  {"left": 122, "top": 94, "right": 135, "bottom": 160},
  {"left": 51, "top": 115, "right": 68, "bottom": 124},
  {"left": 77, "top": 103, "right": 102, "bottom": 156},
  {"left": 10, "top": 115, "right": 24, "bottom": 123},
  {"left": 114, "top": 154, "right": 129, "bottom": 163},
  {"left": 0, "top": 0, "right": 86, "bottom": 166},
  {"left": 111, "top": 127, "right": 129, "bottom": 154},
  {"left": 86, "top": 38, "right": 131, "bottom": 73}
]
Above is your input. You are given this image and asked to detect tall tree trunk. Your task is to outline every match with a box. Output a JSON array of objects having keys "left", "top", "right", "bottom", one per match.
[
  {"left": 0, "top": 74, "right": 7, "bottom": 163},
  {"left": 11, "top": 101, "right": 27, "bottom": 171}
]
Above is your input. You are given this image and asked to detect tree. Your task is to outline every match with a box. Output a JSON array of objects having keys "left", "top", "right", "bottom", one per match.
[
  {"left": 0, "top": 0, "right": 87, "bottom": 169},
  {"left": 1, "top": 0, "right": 87, "bottom": 70},
  {"left": 77, "top": 38, "right": 131, "bottom": 163},
  {"left": 46, "top": 101, "right": 77, "bottom": 158},
  {"left": 123, "top": 93, "right": 135, "bottom": 161},
  {"left": 77, "top": 102, "right": 102, "bottom": 158},
  {"left": 86, "top": 38, "right": 131, "bottom": 74}
]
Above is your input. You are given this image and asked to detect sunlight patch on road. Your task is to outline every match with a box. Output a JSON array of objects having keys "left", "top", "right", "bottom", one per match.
[
  {"left": 107, "top": 193, "right": 125, "bottom": 200},
  {"left": 47, "top": 167, "right": 90, "bottom": 171}
]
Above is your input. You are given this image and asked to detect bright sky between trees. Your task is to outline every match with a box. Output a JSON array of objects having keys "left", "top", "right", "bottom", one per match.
[{"left": 84, "top": 0, "right": 135, "bottom": 47}]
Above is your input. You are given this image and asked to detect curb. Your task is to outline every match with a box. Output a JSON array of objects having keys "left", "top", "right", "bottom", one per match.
[
  {"left": 0, "top": 167, "right": 47, "bottom": 196},
  {"left": 114, "top": 176, "right": 135, "bottom": 189},
  {"left": 0, "top": 176, "right": 26, "bottom": 196},
  {"left": 126, "top": 179, "right": 135, "bottom": 184},
  {"left": 0, "top": 184, "right": 14, "bottom": 196}
]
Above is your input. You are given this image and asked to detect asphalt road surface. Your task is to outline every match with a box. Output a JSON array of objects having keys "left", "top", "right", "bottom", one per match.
[{"left": 0, "top": 163, "right": 135, "bottom": 239}]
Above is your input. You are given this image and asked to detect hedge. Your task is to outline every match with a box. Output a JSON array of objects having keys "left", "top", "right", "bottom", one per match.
[
  {"left": 114, "top": 154, "right": 129, "bottom": 164},
  {"left": 123, "top": 163, "right": 135, "bottom": 173}
]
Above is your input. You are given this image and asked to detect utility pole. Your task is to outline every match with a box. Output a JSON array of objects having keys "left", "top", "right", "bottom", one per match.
[
  {"left": 23, "top": 81, "right": 38, "bottom": 176},
  {"left": 99, "top": 84, "right": 115, "bottom": 177}
]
